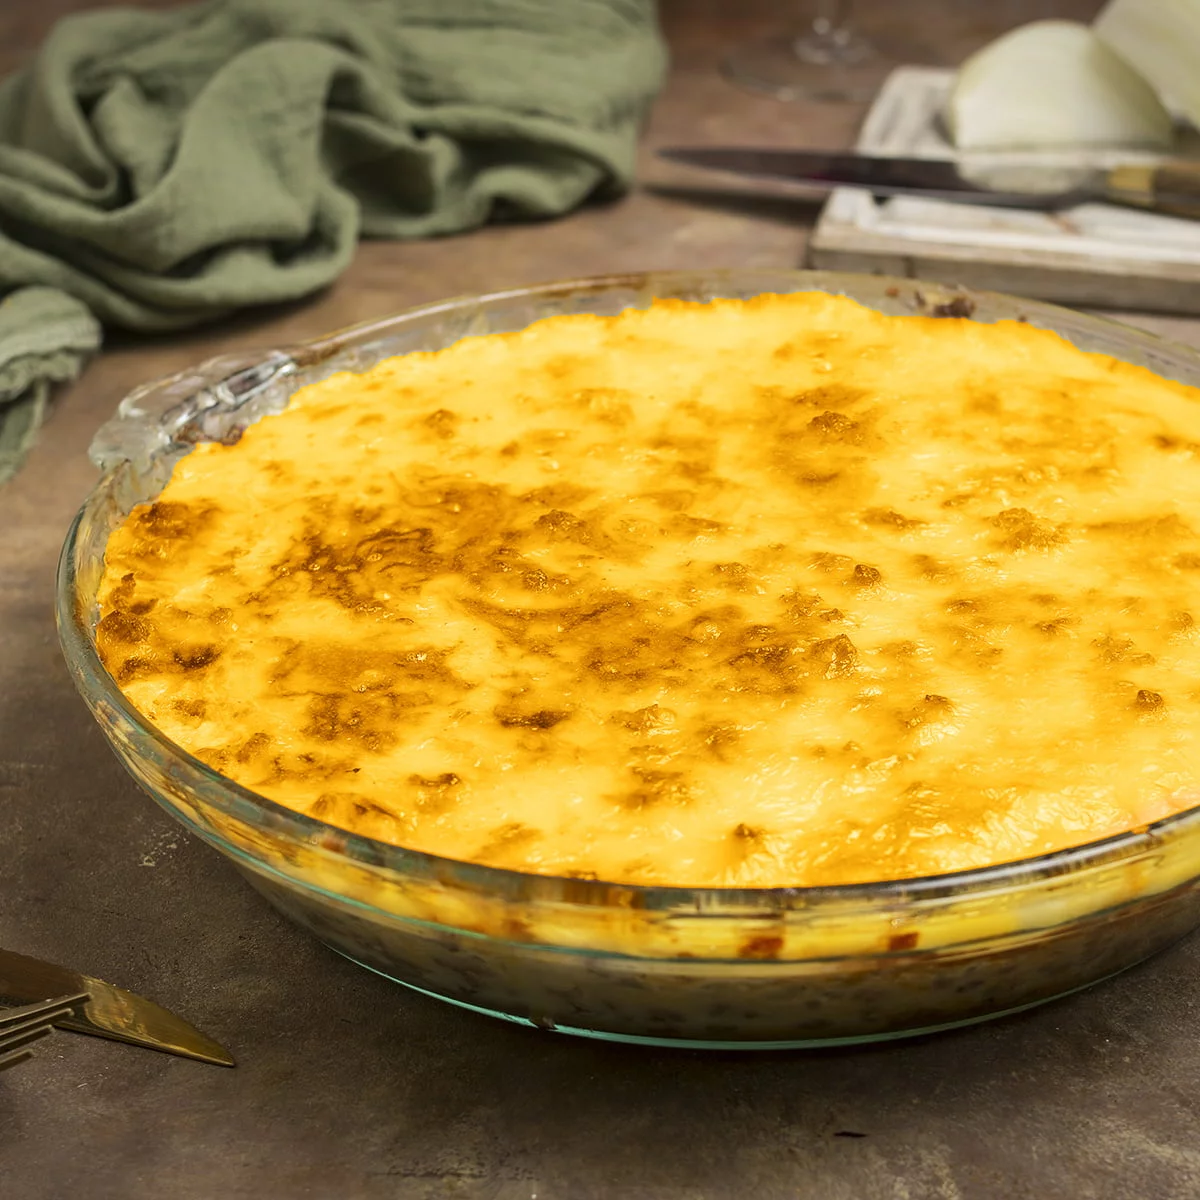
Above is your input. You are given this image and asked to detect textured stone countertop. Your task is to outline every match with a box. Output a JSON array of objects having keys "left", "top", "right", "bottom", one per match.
[{"left": 3, "top": 2, "right": 1199, "bottom": 1197}]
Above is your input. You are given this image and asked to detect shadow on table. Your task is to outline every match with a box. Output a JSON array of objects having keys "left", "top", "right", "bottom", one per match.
[
  {"left": 243, "top": 927, "right": 1197, "bottom": 1195},
  {"left": 641, "top": 181, "right": 826, "bottom": 226}
]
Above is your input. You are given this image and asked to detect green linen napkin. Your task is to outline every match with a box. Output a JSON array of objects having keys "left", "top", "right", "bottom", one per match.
[
  {"left": 0, "top": 289, "right": 101, "bottom": 481},
  {"left": 0, "top": 0, "right": 666, "bottom": 483}
]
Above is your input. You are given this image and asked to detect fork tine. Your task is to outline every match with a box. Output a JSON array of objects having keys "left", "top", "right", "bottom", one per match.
[
  {"left": 0, "top": 992, "right": 93, "bottom": 1073},
  {"left": 0, "top": 1046, "right": 36, "bottom": 1072},
  {"left": 0, "top": 1008, "right": 78, "bottom": 1045},
  {"left": 0, "top": 1022, "right": 57, "bottom": 1072},
  {"left": 0, "top": 1022, "right": 54, "bottom": 1057},
  {"left": 0, "top": 993, "right": 90, "bottom": 1032}
]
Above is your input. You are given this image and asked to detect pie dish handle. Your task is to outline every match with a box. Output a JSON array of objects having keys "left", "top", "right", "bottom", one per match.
[{"left": 88, "top": 349, "right": 301, "bottom": 475}]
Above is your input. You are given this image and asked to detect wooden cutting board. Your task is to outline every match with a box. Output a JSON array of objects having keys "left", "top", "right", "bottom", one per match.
[{"left": 808, "top": 66, "right": 1200, "bottom": 315}]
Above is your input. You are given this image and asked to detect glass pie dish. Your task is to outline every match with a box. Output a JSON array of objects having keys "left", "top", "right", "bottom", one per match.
[{"left": 57, "top": 269, "right": 1200, "bottom": 1048}]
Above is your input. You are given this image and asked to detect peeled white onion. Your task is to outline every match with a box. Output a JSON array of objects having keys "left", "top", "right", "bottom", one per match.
[
  {"left": 943, "top": 20, "right": 1174, "bottom": 152},
  {"left": 1095, "top": 0, "right": 1200, "bottom": 129}
]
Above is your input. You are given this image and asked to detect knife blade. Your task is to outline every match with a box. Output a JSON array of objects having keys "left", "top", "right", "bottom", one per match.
[
  {"left": 656, "top": 147, "right": 1200, "bottom": 219},
  {"left": 0, "top": 947, "right": 234, "bottom": 1067}
]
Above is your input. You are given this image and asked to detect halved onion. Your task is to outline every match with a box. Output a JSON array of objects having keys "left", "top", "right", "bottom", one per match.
[
  {"left": 1095, "top": 0, "right": 1200, "bottom": 129},
  {"left": 944, "top": 20, "right": 1174, "bottom": 152}
]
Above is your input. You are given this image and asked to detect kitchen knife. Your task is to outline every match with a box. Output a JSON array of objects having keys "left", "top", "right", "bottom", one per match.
[
  {"left": 0, "top": 947, "right": 234, "bottom": 1066},
  {"left": 657, "top": 147, "right": 1200, "bottom": 218}
]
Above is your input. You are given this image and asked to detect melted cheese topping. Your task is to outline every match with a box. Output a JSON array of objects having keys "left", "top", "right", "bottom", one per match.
[{"left": 97, "top": 292, "right": 1200, "bottom": 887}]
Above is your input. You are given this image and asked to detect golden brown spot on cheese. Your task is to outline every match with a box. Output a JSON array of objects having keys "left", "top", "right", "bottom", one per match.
[
  {"left": 1036, "top": 616, "right": 1078, "bottom": 637},
  {"left": 991, "top": 508, "right": 1067, "bottom": 551},
  {"left": 863, "top": 508, "right": 924, "bottom": 530},
  {"left": 495, "top": 704, "right": 571, "bottom": 730},
  {"left": 1094, "top": 635, "right": 1155, "bottom": 667},
  {"left": 809, "top": 634, "right": 858, "bottom": 679},
  {"left": 795, "top": 469, "right": 841, "bottom": 488},
  {"left": 172, "top": 644, "right": 220, "bottom": 671},
  {"left": 780, "top": 590, "right": 822, "bottom": 623},
  {"left": 476, "top": 821, "right": 540, "bottom": 860},
  {"left": 422, "top": 408, "right": 460, "bottom": 439},
  {"left": 135, "top": 501, "right": 210, "bottom": 540},
  {"left": 234, "top": 732, "right": 271, "bottom": 763},
  {"left": 712, "top": 561, "right": 753, "bottom": 591},
  {"left": 96, "top": 292, "right": 1200, "bottom": 888},
  {"left": 310, "top": 792, "right": 404, "bottom": 840},
  {"left": 1169, "top": 611, "right": 1196, "bottom": 635},
  {"left": 97, "top": 610, "right": 151, "bottom": 647},
  {"left": 808, "top": 411, "right": 863, "bottom": 443},
  {"left": 612, "top": 704, "right": 676, "bottom": 734},
  {"left": 898, "top": 694, "right": 955, "bottom": 734},
  {"left": 608, "top": 766, "right": 687, "bottom": 813}
]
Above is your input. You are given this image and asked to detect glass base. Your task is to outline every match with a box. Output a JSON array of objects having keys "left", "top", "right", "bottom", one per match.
[
  {"left": 331, "top": 945, "right": 1120, "bottom": 1051},
  {"left": 723, "top": 32, "right": 891, "bottom": 104}
]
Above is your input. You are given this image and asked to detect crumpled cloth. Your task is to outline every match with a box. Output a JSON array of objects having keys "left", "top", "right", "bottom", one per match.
[
  {"left": 0, "top": 289, "right": 100, "bottom": 482},
  {"left": 0, "top": 0, "right": 666, "bottom": 482}
]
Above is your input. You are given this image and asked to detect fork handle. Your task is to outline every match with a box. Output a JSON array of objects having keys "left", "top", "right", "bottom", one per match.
[{"left": 1105, "top": 160, "right": 1200, "bottom": 220}]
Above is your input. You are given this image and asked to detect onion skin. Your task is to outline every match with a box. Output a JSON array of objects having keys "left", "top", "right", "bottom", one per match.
[
  {"left": 944, "top": 20, "right": 1174, "bottom": 152},
  {"left": 1096, "top": 0, "right": 1200, "bottom": 130}
]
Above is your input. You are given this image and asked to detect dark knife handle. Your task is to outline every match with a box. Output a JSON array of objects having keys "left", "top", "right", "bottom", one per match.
[{"left": 1105, "top": 160, "right": 1200, "bottom": 220}]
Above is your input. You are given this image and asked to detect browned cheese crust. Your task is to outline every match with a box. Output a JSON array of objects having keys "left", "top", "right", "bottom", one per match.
[{"left": 98, "top": 293, "right": 1200, "bottom": 886}]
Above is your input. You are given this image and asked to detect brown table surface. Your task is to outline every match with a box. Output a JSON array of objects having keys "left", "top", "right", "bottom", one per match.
[{"left": 4, "top": 3, "right": 1200, "bottom": 1197}]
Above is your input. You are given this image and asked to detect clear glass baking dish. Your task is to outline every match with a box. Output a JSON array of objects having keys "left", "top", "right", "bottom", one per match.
[{"left": 57, "top": 269, "right": 1200, "bottom": 1048}]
